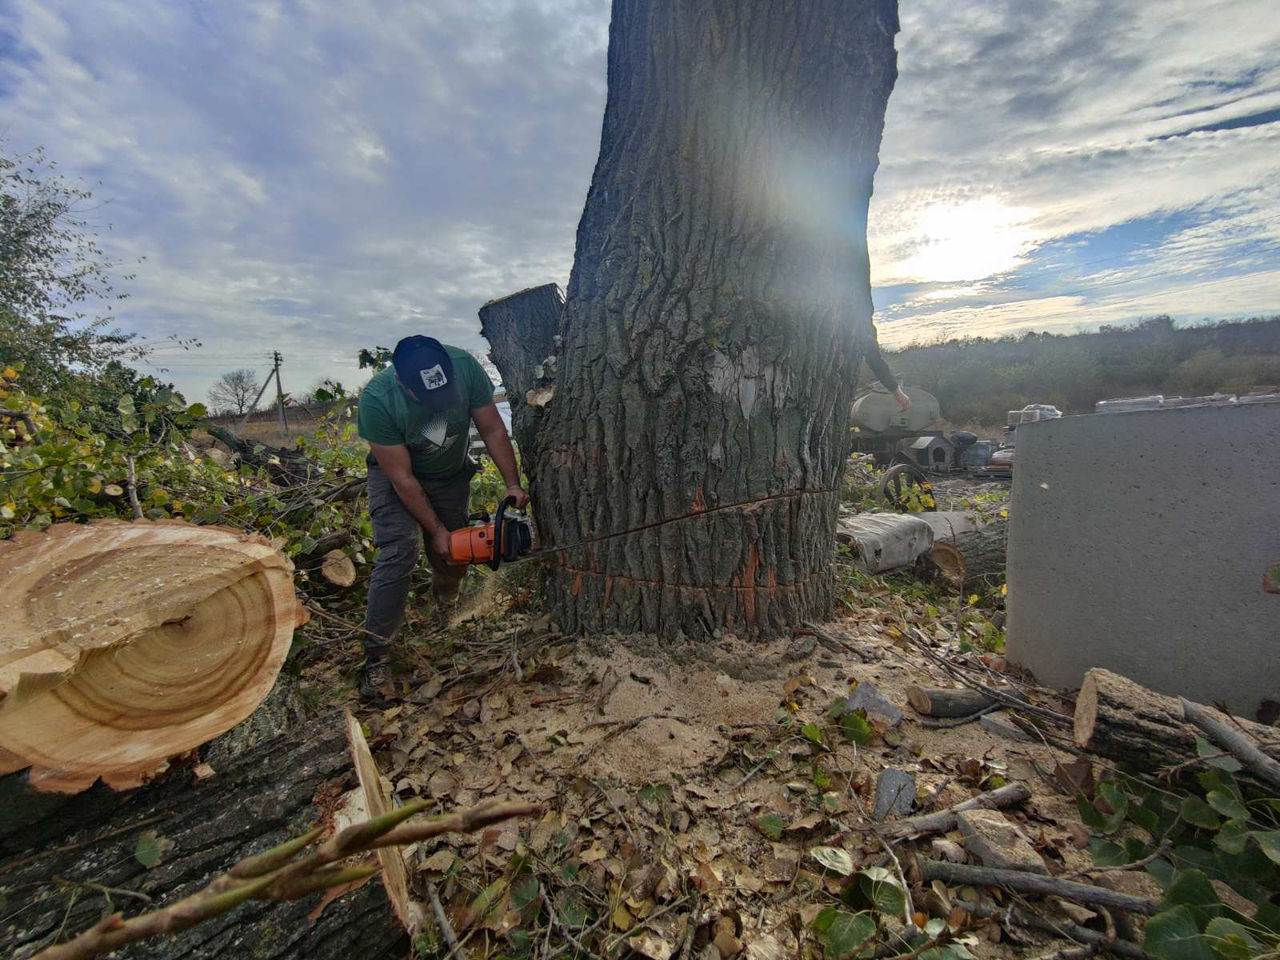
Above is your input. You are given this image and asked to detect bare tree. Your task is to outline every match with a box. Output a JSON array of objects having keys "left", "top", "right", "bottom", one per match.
[{"left": 208, "top": 368, "right": 260, "bottom": 416}]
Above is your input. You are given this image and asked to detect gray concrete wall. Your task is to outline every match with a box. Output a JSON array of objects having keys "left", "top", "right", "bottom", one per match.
[{"left": 1006, "top": 400, "right": 1280, "bottom": 716}]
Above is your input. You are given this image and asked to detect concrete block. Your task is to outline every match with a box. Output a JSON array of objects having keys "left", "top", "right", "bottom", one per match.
[
  {"left": 1006, "top": 400, "right": 1280, "bottom": 716},
  {"left": 957, "top": 809, "right": 1047, "bottom": 874}
]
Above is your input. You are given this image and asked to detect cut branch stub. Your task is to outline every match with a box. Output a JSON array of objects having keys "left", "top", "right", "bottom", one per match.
[
  {"left": 345, "top": 710, "right": 422, "bottom": 934},
  {"left": 0, "top": 520, "right": 305, "bottom": 793}
]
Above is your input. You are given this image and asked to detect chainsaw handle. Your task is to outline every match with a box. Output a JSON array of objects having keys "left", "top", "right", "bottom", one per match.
[{"left": 489, "top": 496, "right": 518, "bottom": 570}]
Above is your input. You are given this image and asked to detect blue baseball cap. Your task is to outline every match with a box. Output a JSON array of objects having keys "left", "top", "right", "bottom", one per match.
[{"left": 392, "top": 336, "right": 462, "bottom": 409}]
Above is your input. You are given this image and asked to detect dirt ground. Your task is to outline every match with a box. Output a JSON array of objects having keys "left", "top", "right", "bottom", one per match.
[{"left": 305, "top": 589, "right": 1156, "bottom": 959}]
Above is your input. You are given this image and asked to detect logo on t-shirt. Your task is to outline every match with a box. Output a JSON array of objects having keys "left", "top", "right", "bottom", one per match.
[
  {"left": 419, "top": 413, "right": 457, "bottom": 451},
  {"left": 419, "top": 364, "right": 448, "bottom": 392}
]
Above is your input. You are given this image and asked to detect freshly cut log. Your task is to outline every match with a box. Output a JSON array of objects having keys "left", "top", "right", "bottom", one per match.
[
  {"left": 1, "top": 710, "right": 407, "bottom": 960},
  {"left": 478, "top": 283, "right": 563, "bottom": 467},
  {"left": 906, "top": 685, "right": 1027, "bottom": 718},
  {"left": 923, "top": 511, "right": 1007, "bottom": 588},
  {"left": 1074, "top": 668, "right": 1280, "bottom": 775},
  {"left": 318, "top": 549, "right": 357, "bottom": 588},
  {"left": 0, "top": 520, "right": 304, "bottom": 793}
]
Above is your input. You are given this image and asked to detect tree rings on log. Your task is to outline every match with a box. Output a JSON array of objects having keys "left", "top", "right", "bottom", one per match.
[
  {"left": 0, "top": 520, "right": 305, "bottom": 792},
  {"left": 320, "top": 549, "right": 358, "bottom": 587}
]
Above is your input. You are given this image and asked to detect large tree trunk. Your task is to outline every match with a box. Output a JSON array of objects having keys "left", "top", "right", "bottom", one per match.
[
  {"left": 479, "top": 284, "right": 564, "bottom": 468},
  {"left": 1, "top": 700, "right": 407, "bottom": 960},
  {"left": 503, "top": 0, "right": 899, "bottom": 640}
]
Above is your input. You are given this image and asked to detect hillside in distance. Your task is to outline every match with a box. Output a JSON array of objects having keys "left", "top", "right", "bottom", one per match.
[{"left": 879, "top": 315, "right": 1280, "bottom": 429}]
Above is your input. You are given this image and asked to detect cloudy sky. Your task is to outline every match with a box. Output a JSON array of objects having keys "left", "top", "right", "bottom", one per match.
[{"left": 2, "top": 0, "right": 1278, "bottom": 405}]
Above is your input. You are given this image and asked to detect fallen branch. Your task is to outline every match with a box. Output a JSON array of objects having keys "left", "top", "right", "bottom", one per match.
[
  {"left": 908, "top": 685, "right": 1026, "bottom": 719},
  {"left": 918, "top": 860, "right": 1159, "bottom": 915},
  {"left": 1065, "top": 841, "right": 1173, "bottom": 882},
  {"left": 953, "top": 899, "right": 1152, "bottom": 960},
  {"left": 33, "top": 800, "right": 541, "bottom": 960},
  {"left": 425, "top": 880, "right": 462, "bottom": 960},
  {"left": 919, "top": 704, "right": 1001, "bottom": 729},
  {"left": 1180, "top": 698, "right": 1280, "bottom": 793},
  {"left": 803, "top": 621, "right": 875, "bottom": 662},
  {"left": 911, "top": 631, "right": 1071, "bottom": 726},
  {"left": 880, "top": 783, "right": 1031, "bottom": 841}
]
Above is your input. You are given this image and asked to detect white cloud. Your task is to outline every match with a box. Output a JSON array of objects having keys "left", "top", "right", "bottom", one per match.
[{"left": 0, "top": 0, "right": 1276, "bottom": 404}]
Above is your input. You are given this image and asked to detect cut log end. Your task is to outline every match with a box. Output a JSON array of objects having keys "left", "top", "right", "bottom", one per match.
[
  {"left": 0, "top": 520, "right": 298, "bottom": 793},
  {"left": 1073, "top": 671, "right": 1101, "bottom": 748},
  {"left": 320, "top": 549, "right": 358, "bottom": 588}
]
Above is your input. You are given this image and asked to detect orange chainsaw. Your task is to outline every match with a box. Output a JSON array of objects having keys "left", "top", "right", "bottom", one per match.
[{"left": 449, "top": 496, "right": 535, "bottom": 569}]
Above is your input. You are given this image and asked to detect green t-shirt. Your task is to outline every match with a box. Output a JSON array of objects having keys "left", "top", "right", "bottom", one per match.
[{"left": 357, "top": 346, "right": 494, "bottom": 479}]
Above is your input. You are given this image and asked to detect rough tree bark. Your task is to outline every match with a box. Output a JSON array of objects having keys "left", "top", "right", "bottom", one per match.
[
  {"left": 1, "top": 697, "right": 407, "bottom": 960},
  {"left": 493, "top": 0, "right": 900, "bottom": 640},
  {"left": 1074, "top": 668, "right": 1280, "bottom": 777},
  {"left": 479, "top": 284, "right": 564, "bottom": 466}
]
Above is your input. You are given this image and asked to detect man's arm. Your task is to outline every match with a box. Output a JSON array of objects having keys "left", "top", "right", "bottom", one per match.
[
  {"left": 368, "top": 442, "right": 452, "bottom": 558},
  {"left": 864, "top": 338, "right": 911, "bottom": 412},
  {"left": 471, "top": 404, "right": 528, "bottom": 507}
]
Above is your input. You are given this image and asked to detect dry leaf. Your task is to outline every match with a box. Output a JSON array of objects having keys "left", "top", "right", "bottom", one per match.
[
  {"left": 629, "top": 933, "right": 675, "bottom": 960},
  {"left": 421, "top": 848, "right": 456, "bottom": 872},
  {"left": 612, "top": 902, "right": 635, "bottom": 931}
]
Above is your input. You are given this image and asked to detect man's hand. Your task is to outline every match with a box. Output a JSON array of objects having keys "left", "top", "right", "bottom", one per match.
[
  {"left": 894, "top": 385, "right": 912, "bottom": 412},
  {"left": 505, "top": 485, "right": 529, "bottom": 509},
  {"left": 429, "top": 526, "right": 453, "bottom": 562}
]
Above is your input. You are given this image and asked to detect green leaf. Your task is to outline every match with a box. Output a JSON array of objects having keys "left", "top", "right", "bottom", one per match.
[
  {"left": 558, "top": 894, "right": 589, "bottom": 928},
  {"left": 134, "top": 832, "right": 163, "bottom": 868},
  {"left": 1213, "top": 819, "right": 1251, "bottom": 856},
  {"left": 1253, "top": 830, "right": 1280, "bottom": 866},
  {"left": 509, "top": 875, "right": 539, "bottom": 912},
  {"left": 839, "top": 711, "right": 874, "bottom": 746},
  {"left": 802, "top": 723, "right": 824, "bottom": 745},
  {"left": 853, "top": 866, "right": 907, "bottom": 917},
  {"left": 1088, "top": 838, "right": 1128, "bottom": 867},
  {"left": 185, "top": 402, "right": 208, "bottom": 418},
  {"left": 755, "top": 814, "right": 784, "bottom": 841},
  {"left": 812, "top": 909, "right": 877, "bottom": 960},
  {"left": 1195, "top": 737, "right": 1243, "bottom": 773},
  {"left": 1181, "top": 796, "right": 1222, "bottom": 831},
  {"left": 1206, "top": 791, "right": 1247, "bottom": 821},
  {"left": 1202, "top": 917, "right": 1261, "bottom": 959},
  {"left": 1144, "top": 906, "right": 1214, "bottom": 960},
  {"left": 1162, "top": 870, "right": 1221, "bottom": 930}
]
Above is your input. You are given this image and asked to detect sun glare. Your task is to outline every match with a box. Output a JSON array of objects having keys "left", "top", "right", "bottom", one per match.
[{"left": 889, "top": 197, "right": 1034, "bottom": 284}]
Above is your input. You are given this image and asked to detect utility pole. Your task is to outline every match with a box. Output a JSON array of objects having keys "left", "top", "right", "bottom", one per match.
[
  {"left": 238, "top": 358, "right": 277, "bottom": 433},
  {"left": 272, "top": 351, "right": 289, "bottom": 439}
]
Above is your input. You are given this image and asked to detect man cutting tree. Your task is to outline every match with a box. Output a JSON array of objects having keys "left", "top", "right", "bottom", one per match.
[{"left": 356, "top": 335, "right": 528, "bottom": 700}]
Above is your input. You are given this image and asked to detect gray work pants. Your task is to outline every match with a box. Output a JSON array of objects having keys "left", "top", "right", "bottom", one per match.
[{"left": 363, "top": 463, "right": 474, "bottom": 659}]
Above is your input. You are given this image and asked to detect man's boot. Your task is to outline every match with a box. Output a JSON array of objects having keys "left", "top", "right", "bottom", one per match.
[{"left": 358, "top": 658, "right": 395, "bottom": 701}]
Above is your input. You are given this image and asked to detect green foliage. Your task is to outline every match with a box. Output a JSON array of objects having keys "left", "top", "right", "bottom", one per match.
[
  {"left": 1077, "top": 763, "right": 1280, "bottom": 959},
  {"left": 886, "top": 314, "right": 1280, "bottom": 427},
  {"left": 811, "top": 908, "right": 876, "bottom": 959},
  {"left": 0, "top": 145, "right": 177, "bottom": 421}
]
